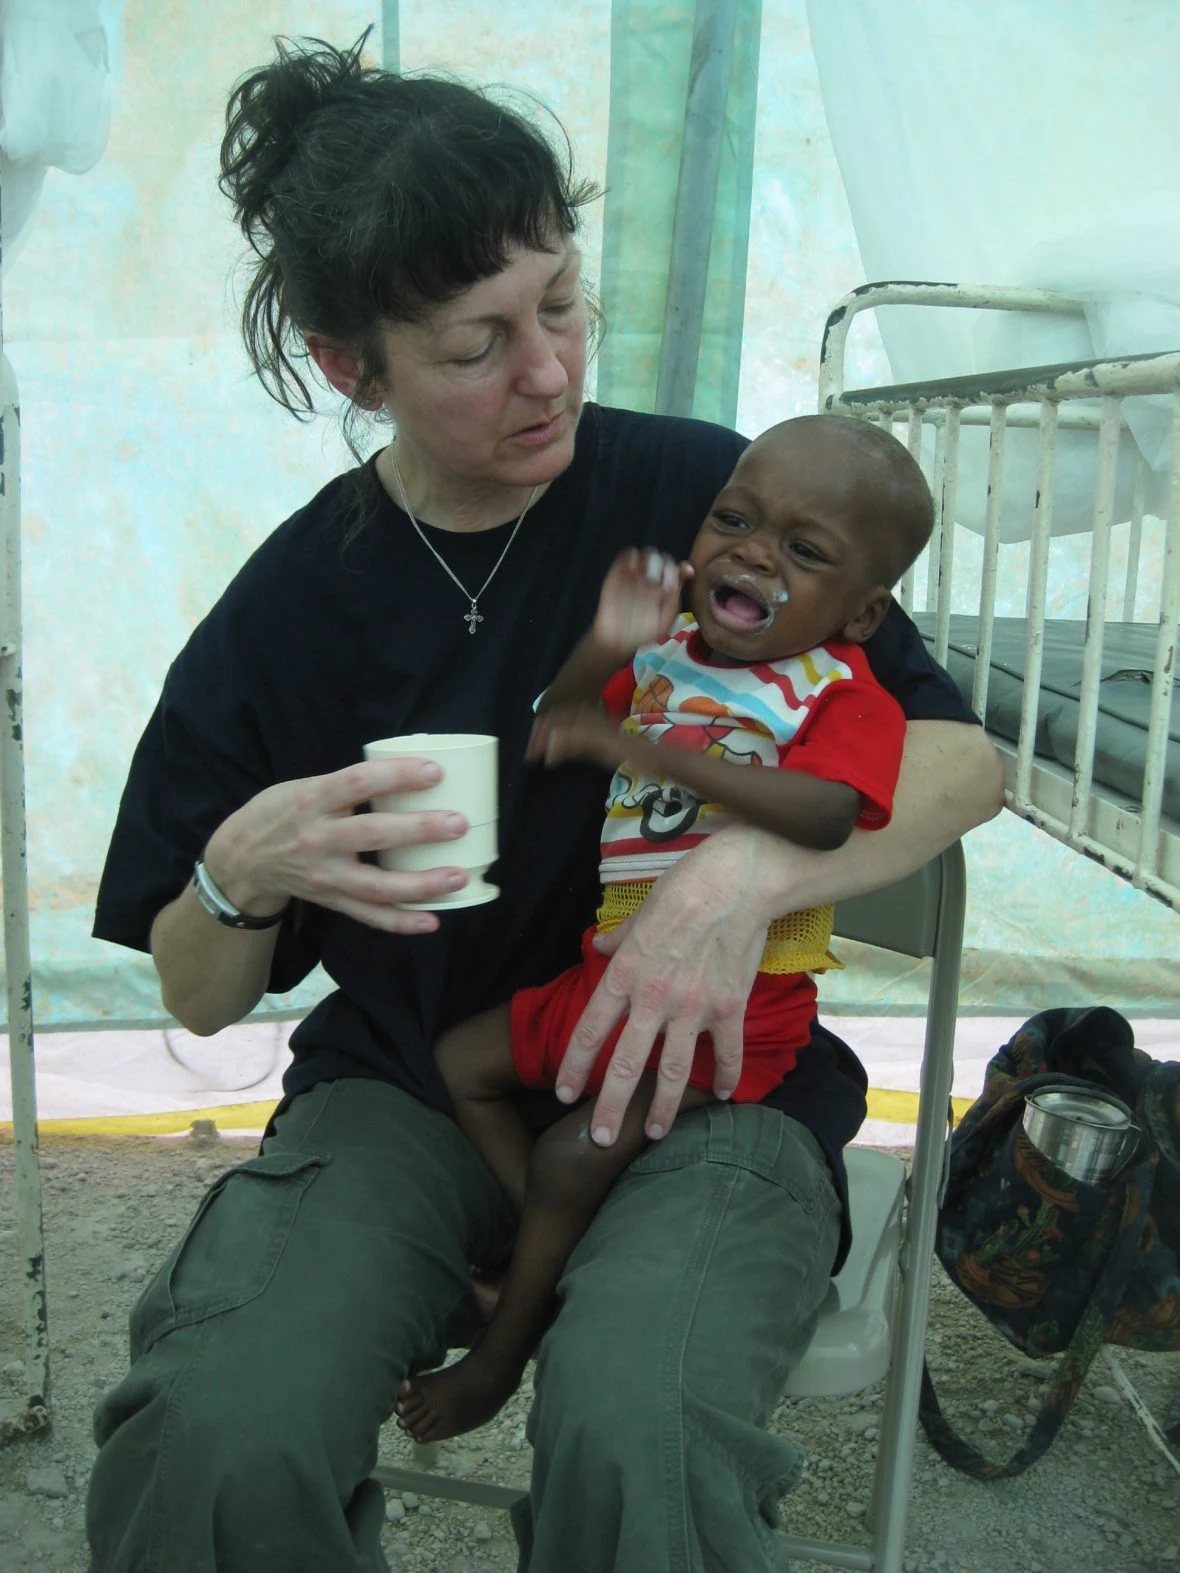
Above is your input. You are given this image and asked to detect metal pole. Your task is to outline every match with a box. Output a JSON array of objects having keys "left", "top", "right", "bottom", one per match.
[
  {"left": 1068, "top": 396, "right": 1120, "bottom": 844},
  {"left": 1014, "top": 400, "right": 1059, "bottom": 811},
  {"left": 381, "top": 0, "right": 400, "bottom": 73},
  {"left": 898, "top": 410, "right": 923, "bottom": 614},
  {"left": 933, "top": 407, "right": 960, "bottom": 665},
  {"left": 1123, "top": 453, "right": 1146, "bottom": 621},
  {"left": 0, "top": 238, "right": 51, "bottom": 1439},
  {"left": 971, "top": 401, "right": 1007, "bottom": 721},
  {"left": 654, "top": 0, "right": 739, "bottom": 417},
  {"left": 1136, "top": 394, "right": 1180, "bottom": 886}
]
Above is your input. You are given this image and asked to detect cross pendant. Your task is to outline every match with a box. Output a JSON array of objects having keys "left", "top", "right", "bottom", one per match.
[{"left": 463, "top": 602, "right": 484, "bottom": 635}]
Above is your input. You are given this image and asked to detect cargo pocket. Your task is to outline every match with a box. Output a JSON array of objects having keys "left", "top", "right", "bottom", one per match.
[{"left": 129, "top": 1151, "right": 326, "bottom": 1360}]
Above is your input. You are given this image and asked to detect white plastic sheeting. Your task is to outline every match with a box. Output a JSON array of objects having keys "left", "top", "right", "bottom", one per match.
[
  {"left": 0, "top": 0, "right": 113, "bottom": 261},
  {"left": 4, "top": 1015, "right": 1175, "bottom": 1146},
  {"left": 807, "top": 0, "right": 1180, "bottom": 538}
]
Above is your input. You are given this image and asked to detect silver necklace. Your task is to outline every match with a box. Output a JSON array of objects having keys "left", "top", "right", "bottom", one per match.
[{"left": 390, "top": 446, "right": 539, "bottom": 635}]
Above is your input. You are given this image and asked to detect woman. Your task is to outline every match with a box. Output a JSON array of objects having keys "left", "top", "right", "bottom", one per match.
[{"left": 86, "top": 33, "right": 1003, "bottom": 1573}]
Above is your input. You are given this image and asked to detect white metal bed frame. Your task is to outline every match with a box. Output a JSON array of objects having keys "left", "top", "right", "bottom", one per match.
[{"left": 819, "top": 282, "right": 1180, "bottom": 913}]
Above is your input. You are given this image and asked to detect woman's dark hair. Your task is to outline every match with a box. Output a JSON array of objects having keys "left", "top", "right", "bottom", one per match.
[{"left": 219, "top": 31, "right": 600, "bottom": 422}]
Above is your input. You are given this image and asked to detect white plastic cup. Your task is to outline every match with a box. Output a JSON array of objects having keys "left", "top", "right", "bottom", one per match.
[{"left": 363, "top": 732, "right": 499, "bottom": 909}]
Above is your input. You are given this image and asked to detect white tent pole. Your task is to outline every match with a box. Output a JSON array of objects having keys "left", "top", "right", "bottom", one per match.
[
  {"left": 654, "top": 0, "right": 739, "bottom": 418},
  {"left": 382, "top": 1, "right": 400, "bottom": 72},
  {"left": 0, "top": 181, "right": 51, "bottom": 1443}
]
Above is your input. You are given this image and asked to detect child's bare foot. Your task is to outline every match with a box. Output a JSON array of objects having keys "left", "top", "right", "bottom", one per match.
[{"left": 396, "top": 1350, "right": 521, "bottom": 1443}]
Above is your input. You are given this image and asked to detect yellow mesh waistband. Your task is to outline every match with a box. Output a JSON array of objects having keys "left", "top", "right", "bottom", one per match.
[{"left": 596, "top": 881, "right": 842, "bottom": 975}]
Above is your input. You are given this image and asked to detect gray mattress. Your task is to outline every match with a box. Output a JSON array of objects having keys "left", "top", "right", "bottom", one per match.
[{"left": 914, "top": 615, "right": 1180, "bottom": 821}]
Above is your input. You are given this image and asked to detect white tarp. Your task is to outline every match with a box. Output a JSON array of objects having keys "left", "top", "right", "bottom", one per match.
[
  {"left": 807, "top": 0, "right": 1180, "bottom": 538},
  {"left": 0, "top": 0, "right": 112, "bottom": 261},
  {"left": 4, "top": 1016, "right": 1175, "bottom": 1148}
]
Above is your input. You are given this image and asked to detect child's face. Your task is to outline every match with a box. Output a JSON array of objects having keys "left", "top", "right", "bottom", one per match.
[{"left": 687, "top": 426, "right": 891, "bottom": 662}]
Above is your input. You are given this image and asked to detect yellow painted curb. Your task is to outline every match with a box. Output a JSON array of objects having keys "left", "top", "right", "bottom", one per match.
[
  {"left": 867, "top": 1088, "right": 972, "bottom": 1125},
  {"left": 1, "top": 1088, "right": 973, "bottom": 1139},
  {"left": 0, "top": 1101, "right": 278, "bottom": 1139}
]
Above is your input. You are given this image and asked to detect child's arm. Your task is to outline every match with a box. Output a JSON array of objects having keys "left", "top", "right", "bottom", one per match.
[
  {"left": 533, "top": 708, "right": 860, "bottom": 850},
  {"left": 531, "top": 549, "right": 691, "bottom": 723}
]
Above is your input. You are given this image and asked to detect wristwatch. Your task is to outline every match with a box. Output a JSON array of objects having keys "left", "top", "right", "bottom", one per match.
[{"left": 191, "top": 859, "right": 287, "bottom": 930}]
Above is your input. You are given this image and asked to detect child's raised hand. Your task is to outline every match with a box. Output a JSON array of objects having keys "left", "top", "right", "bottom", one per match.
[
  {"left": 592, "top": 548, "right": 692, "bottom": 656},
  {"left": 527, "top": 703, "right": 628, "bottom": 772}
]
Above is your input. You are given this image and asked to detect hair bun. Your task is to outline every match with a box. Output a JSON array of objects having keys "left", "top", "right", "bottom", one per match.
[{"left": 219, "top": 33, "right": 369, "bottom": 242}]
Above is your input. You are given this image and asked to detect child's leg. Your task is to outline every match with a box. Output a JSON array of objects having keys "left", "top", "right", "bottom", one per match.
[
  {"left": 397, "top": 1077, "right": 712, "bottom": 1443},
  {"left": 435, "top": 1005, "right": 533, "bottom": 1214}
]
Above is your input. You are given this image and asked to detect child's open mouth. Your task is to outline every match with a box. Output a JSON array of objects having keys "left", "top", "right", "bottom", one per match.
[{"left": 707, "top": 578, "right": 777, "bottom": 635}]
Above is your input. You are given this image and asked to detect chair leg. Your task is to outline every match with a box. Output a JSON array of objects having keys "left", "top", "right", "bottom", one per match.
[
  {"left": 862, "top": 1292, "right": 905, "bottom": 1559},
  {"left": 864, "top": 1265, "right": 907, "bottom": 1538}
]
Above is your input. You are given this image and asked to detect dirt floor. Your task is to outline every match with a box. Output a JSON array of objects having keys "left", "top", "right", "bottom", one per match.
[{"left": 1, "top": 1131, "right": 1177, "bottom": 1573}]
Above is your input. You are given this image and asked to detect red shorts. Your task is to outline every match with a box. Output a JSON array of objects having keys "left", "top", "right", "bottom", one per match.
[{"left": 510, "top": 923, "right": 817, "bottom": 1103}]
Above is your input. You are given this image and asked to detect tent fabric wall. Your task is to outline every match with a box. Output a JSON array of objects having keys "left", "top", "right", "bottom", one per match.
[
  {"left": 597, "top": 0, "right": 760, "bottom": 427},
  {"left": 2, "top": 0, "right": 1176, "bottom": 1032}
]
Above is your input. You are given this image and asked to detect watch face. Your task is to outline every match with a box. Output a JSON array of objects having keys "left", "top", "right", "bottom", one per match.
[
  {"left": 193, "top": 861, "right": 239, "bottom": 923},
  {"left": 193, "top": 861, "right": 286, "bottom": 928},
  {"left": 193, "top": 862, "right": 286, "bottom": 929},
  {"left": 192, "top": 868, "right": 222, "bottom": 920}
]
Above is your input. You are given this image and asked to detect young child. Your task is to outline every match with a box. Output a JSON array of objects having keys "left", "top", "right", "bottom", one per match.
[{"left": 396, "top": 413, "right": 935, "bottom": 1442}]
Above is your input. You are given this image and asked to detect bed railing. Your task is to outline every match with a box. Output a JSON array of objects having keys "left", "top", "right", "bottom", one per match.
[{"left": 819, "top": 283, "right": 1180, "bottom": 911}]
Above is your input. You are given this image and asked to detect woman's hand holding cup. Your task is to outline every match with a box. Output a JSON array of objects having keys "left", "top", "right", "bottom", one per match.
[
  {"left": 200, "top": 755, "right": 476, "bottom": 935},
  {"left": 363, "top": 734, "right": 500, "bottom": 910}
]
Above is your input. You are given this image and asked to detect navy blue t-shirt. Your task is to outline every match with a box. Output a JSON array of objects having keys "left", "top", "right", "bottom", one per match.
[{"left": 94, "top": 404, "right": 977, "bottom": 1272}]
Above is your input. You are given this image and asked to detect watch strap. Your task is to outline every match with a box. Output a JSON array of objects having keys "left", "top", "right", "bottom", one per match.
[{"left": 191, "top": 859, "right": 287, "bottom": 930}]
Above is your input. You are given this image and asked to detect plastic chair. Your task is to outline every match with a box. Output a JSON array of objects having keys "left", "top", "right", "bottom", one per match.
[{"left": 373, "top": 842, "right": 967, "bottom": 1570}]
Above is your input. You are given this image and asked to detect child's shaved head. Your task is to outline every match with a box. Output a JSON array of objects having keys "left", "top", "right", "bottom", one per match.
[{"left": 753, "top": 415, "right": 934, "bottom": 589}]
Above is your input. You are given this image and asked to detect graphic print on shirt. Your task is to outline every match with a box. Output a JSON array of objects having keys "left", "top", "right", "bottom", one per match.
[
  {"left": 609, "top": 671, "right": 773, "bottom": 842},
  {"left": 600, "top": 616, "right": 854, "bottom": 882}
]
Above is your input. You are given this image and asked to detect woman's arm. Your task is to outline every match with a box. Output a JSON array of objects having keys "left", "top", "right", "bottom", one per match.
[
  {"left": 151, "top": 758, "right": 475, "bottom": 1036},
  {"left": 559, "top": 719, "right": 1004, "bottom": 1143}
]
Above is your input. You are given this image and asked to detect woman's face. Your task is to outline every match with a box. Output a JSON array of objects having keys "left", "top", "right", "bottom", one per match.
[{"left": 378, "top": 242, "right": 588, "bottom": 497}]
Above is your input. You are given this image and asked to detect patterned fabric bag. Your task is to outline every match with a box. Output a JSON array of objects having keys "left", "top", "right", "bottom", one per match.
[{"left": 917, "top": 1006, "right": 1180, "bottom": 1478}]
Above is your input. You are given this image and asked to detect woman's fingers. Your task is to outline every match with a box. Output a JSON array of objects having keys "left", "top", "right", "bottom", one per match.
[
  {"left": 553, "top": 964, "right": 630, "bottom": 1109},
  {"left": 336, "top": 808, "right": 468, "bottom": 857},
  {"left": 556, "top": 938, "right": 688, "bottom": 1145},
  {"left": 308, "top": 853, "right": 467, "bottom": 908},
  {"left": 706, "top": 1011, "right": 745, "bottom": 1103},
  {"left": 329, "top": 893, "right": 441, "bottom": 934},
  {"left": 562, "top": 837, "right": 765, "bottom": 1143},
  {"left": 297, "top": 807, "right": 473, "bottom": 916},
  {"left": 643, "top": 1020, "right": 706, "bottom": 1139},
  {"left": 316, "top": 756, "right": 443, "bottom": 813},
  {"left": 206, "top": 759, "right": 477, "bottom": 928},
  {"left": 332, "top": 875, "right": 471, "bottom": 932},
  {"left": 577, "top": 979, "right": 703, "bottom": 1147}
]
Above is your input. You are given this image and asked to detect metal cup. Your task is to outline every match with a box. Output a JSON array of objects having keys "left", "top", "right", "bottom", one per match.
[{"left": 1021, "top": 1085, "right": 1140, "bottom": 1185}]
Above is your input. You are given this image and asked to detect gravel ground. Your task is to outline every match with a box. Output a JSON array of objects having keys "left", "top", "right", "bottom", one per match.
[{"left": 1, "top": 1131, "right": 1177, "bottom": 1572}]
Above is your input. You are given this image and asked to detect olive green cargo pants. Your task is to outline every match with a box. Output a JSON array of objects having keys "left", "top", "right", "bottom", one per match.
[{"left": 87, "top": 1077, "right": 839, "bottom": 1572}]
